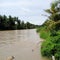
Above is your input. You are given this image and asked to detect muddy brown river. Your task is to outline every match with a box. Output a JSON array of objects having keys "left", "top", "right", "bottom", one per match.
[{"left": 0, "top": 29, "right": 49, "bottom": 60}]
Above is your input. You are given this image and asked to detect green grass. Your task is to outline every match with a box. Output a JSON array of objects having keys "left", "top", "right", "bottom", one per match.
[
  {"left": 40, "top": 31, "right": 50, "bottom": 39},
  {"left": 37, "top": 27, "right": 60, "bottom": 60},
  {"left": 37, "top": 27, "right": 51, "bottom": 39}
]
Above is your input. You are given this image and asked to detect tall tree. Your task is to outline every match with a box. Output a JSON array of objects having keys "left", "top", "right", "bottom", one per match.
[{"left": 45, "top": 0, "right": 60, "bottom": 21}]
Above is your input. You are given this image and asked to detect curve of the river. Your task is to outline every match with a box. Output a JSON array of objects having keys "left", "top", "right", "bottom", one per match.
[{"left": 0, "top": 29, "right": 49, "bottom": 60}]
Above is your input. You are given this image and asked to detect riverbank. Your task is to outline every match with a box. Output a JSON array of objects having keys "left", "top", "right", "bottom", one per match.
[{"left": 37, "top": 26, "right": 60, "bottom": 60}]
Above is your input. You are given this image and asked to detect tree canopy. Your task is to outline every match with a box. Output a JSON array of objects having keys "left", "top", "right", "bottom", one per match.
[
  {"left": 0, "top": 15, "right": 39, "bottom": 30},
  {"left": 37, "top": 0, "right": 60, "bottom": 60}
]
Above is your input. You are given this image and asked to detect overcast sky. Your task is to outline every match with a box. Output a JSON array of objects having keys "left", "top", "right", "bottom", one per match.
[{"left": 0, "top": 0, "right": 54, "bottom": 25}]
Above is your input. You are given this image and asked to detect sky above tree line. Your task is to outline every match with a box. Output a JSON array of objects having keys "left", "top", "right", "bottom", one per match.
[{"left": 0, "top": 0, "right": 55, "bottom": 25}]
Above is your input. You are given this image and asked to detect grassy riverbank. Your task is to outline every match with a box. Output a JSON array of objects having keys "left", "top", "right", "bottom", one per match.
[
  {"left": 37, "top": 27, "right": 60, "bottom": 60},
  {"left": 37, "top": 0, "right": 60, "bottom": 60}
]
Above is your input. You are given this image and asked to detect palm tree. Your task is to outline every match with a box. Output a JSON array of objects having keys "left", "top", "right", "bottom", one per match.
[{"left": 45, "top": 0, "right": 60, "bottom": 21}]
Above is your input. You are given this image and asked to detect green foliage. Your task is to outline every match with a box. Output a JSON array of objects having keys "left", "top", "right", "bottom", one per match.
[
  {"left": 41, "top": 40, "right": 55, "bottom": 57},
  {"left": 45, "top": 0, "right": 60, "bottom": 21},
  {"left": 37, "top": 0, "right": 60, "bottom": 60},
  {"left": 37, "top": 27, "right": 50, "bottom": 39},
  {"left": 41, "top": 33, "right": 60, "bottom": 58},
  {"left": 40, "top": 30, "right": 50, "bottom": 39},
  {"left": 36, "top": 27, "right": 42, "bottom": 32},
  {"left": 0, "top": 15, "right": 38, "bottom": 30}
]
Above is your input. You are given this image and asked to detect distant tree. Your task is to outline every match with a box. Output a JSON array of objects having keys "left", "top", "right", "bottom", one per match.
[
  {"left": 20, "top": 21, "right": 25, "bottom": 29},
  {"left": 17, "top": 19, "right": 21, "bottom": 29},
  {"left": 0, "top": 15, "right": 38, "bottom": 30},
  {"left": 8, "top": 16, "right": 16, "bottom": 30},
  {"left": 0, "top": 15, "right": 8, "bottom": 30},
  {"left": 0, "top": 15, "right": 3, "bottom": 30}
]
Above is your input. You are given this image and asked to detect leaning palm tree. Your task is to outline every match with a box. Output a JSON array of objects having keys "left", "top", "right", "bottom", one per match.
[{"left": 45, "top": 0, "right": 60, "bottom": 21}]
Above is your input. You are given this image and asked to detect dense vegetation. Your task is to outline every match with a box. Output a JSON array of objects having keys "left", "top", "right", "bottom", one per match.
[
  {"left": 0, "top": 15, "right": 39, "bottom": 30},
  {"left": 37, "top": 0, "right": 60, "bottom": 60}
]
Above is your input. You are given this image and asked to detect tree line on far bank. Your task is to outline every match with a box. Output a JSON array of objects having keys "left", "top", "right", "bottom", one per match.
[{"left": 0, "top": 15, "right": 39, "bottom": 30}]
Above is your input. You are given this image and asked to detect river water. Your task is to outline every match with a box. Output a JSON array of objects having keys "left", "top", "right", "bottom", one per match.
[{"left": 0, "top": 29, "right": 49, "bottom": 60}]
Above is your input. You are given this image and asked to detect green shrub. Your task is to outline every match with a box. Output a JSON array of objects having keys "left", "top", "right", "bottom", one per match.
[
  {"left": 36, "top": 27, "right": 41, "bottom": 32},
  {"left": 41, "top": 33, "right": 60, "bottom": 60},
  {"left": 40, "top": 31, "right": 50, "bottom": 39},
  {"left": 41, "top": 39, "right": 55, "bottom": 57}
]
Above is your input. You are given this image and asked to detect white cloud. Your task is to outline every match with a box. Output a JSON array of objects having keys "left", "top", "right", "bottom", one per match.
[
  {"left": 0, "top": 0, "right": 53, "bottom": 25},
  {"left": 21, "top": 8, "right": 31, "bottom": 12},
  {"left": 0, "top": 0, "right": 39, "bottom": 7},
  {"left": 0, "top": 1, "right": 30, "bottom": 7}
]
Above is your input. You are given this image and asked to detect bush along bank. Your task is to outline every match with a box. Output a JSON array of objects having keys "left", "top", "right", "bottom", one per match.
[{"left": 37, "top": 0, "right": 60, "bottom": 60}]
